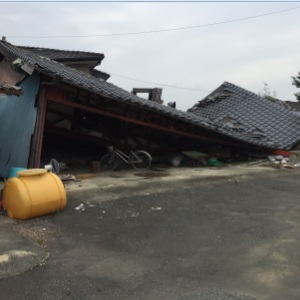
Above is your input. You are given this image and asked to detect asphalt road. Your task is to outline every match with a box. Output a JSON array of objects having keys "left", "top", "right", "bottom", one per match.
[{"left": 1, "top": 169, "right": 300, "bottom": 300}]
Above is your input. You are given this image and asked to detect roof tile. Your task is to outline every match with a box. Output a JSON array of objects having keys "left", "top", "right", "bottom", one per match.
[
  {"left": 188, "top": 82, "right": 300, "bottom": 149},
  {"left": 2, "top": 41, "right": 300, "bottom": 149}
]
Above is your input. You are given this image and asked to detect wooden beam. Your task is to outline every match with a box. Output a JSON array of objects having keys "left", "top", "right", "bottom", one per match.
[
  {"left": 28, "top": 87, "right": 47, "bottom": 168},
  {"left": 45, "top": 87, "right": 240, "bottom": 146},
  {"left": 0, "top": 89, "right": 23, "bottom": 96}
]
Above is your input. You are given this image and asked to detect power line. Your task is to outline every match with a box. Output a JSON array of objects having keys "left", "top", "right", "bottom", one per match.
[
  {"left": 6, "top": 6, "right": 300, "bottom": 39},
  {"left": 108, "top": 72, "right": 211, "bottom": 91}
]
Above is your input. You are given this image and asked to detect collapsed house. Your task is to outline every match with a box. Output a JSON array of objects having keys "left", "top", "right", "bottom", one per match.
[{"left": 1, "top": 38, "right": 300, "bottom": 177}]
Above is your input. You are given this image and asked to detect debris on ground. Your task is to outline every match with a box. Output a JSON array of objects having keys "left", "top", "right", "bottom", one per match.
[
  {"left": 59, "top": 174, "right": 76, "bottom": 181},
  {"left": 151, "top": 206, "right": 162, "bottom": 211},
  {"left": 247, "top": 159, "right": 269, "bottom": 166},
  {"left": 268, "top": 155, "right": 289, "bottom": 165},
  {"left": 286, "top": 153, "right": 300, "bottom": 168},
  {"left": 170, "top": 155, "right": 185, "bottom": 167},
  {"left": 266, "top": 151, "right": 300, "bottom": 169},
  {"left": 76, "top": 173, "right": 96, "bottom": 180},
  {"left": 135, "top": 172, "right": 169, "bottom": 178},
  {"left": 75, "top": 203, "right": 85, "bottom": 212},
  {"left": 131, "top": 212, "right": 139, "bottom": 218}
]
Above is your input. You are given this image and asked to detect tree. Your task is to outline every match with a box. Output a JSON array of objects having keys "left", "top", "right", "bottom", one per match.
[
  {"left": 292, "top": 71, "right": 300, "bottom": 102},
  {"left": 258, "top": 82, "right": 278, "bottom": 102}
]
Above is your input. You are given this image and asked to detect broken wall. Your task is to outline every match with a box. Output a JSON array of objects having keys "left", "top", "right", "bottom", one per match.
[
  {"left": 0, "top": 75, "right": 40, "bottom": 177},
  {"left": 0, "top": 59, "right": 24, "bottom": 85}
]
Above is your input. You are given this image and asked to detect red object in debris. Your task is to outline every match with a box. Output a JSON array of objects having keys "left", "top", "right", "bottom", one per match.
[{"left": 272, "top": 150, "right": 293, "bottom": 157}]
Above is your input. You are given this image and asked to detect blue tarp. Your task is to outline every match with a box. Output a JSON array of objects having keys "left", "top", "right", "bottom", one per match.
[{"left": 0, "top": 75, "right": 40, "bottom": 177}]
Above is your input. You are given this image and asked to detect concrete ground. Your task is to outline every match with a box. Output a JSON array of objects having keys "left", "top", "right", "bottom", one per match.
[{"left": 1, "top": 163, "right": 300, "bottom": 299}]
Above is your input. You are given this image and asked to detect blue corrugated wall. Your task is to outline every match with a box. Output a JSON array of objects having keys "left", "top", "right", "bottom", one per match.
[{"left": 0, "top": 75, "right": 40, "bottom": 177}]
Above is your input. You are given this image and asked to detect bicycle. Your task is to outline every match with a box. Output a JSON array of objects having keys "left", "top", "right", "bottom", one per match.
[{"left": 100, "top": 146, "right": 152, "bottom": 171}]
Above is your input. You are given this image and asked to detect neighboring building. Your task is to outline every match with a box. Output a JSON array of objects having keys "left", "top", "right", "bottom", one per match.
[
  {"left": 132, "top": 88, "right": 164, "bottom": 104},
  {"left": 17, "top": 45, "right": 110, "bottom": 81}
]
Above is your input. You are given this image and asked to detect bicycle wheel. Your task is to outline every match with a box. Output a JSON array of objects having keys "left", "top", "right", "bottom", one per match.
[
  {"left": 100, "top": 153, "right": 118, "bottom": 171},
  {"left": 132, "top": 151, "right": 152, "bottom": 171}
]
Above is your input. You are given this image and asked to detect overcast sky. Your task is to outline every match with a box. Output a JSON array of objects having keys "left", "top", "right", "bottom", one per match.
[{"left": 1, "top": 1, "right": 300, "bottom": 110}]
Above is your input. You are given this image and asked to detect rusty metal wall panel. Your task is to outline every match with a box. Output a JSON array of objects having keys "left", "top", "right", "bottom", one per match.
[{"left": 0, "top": 75, "right": 40, "bottom": 177}]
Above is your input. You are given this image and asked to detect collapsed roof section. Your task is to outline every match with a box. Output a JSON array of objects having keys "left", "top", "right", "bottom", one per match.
[
  {"left": 0, "top": 39, "right": 299, "bottom": 150},
  {"left": 0, "top": 40, "right": 217, "bottom": 132},
  {"left": 188, "top": 82, "right": 300, "bottom": 150}
]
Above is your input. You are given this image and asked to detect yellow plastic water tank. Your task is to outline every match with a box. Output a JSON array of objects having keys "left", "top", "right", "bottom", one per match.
[{"left": 3, "top": 169, "right": 67, "bottom": 220}]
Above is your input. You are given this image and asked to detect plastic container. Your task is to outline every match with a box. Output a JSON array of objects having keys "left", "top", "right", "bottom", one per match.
[
  {"left": 8, "top": 167, "right": 26, "bottom": 178},
  {"left": 3, "top": 169, "right": 67, "bottom": 220}
]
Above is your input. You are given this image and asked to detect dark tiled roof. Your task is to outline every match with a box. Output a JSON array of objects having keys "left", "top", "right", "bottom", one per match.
[
  {"left": 90, "top": 69, "right": 110, "bottom": 81},
  {"left": 0, "top": 40, "right": 215, "bottom": 135},
  {"left": 1, "top": 40, "right": 299, "bottom": 149},
  {"left": 17, "top": 46, "right": 104, "bottom": 64},
  {"left": 188, "top": 82, "right": 300, "bottom": 149}
]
